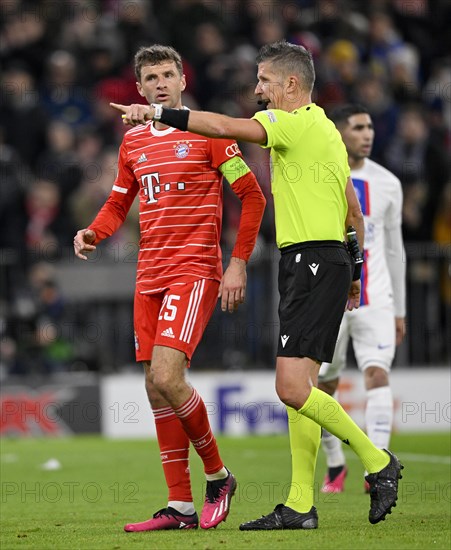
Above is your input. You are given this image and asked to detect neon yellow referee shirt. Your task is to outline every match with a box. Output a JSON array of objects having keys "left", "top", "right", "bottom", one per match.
[{"left": 253, "top": 103, "right": 350, "bottom": 248}]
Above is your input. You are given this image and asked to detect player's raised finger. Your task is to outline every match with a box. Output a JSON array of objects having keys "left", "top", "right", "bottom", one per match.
[{"left": 110, "top": 102, "right": 128, "bottom": 113}]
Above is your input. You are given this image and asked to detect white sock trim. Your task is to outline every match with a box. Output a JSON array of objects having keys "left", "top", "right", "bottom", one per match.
[
  {"left": 168, "top": 501, "right": 195, "bottom": 515},
  {"left": 205, "top": 467, "right": 228, "bottom": 481}
]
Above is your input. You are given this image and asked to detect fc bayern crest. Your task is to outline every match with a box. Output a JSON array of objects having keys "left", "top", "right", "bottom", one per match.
[{"left": 174, "top": 141, "right": 191, "bottom": 158}]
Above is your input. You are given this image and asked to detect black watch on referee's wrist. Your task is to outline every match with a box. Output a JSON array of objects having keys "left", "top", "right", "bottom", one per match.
[{"left": 151, "top": 103, "right": 163, "bottom": 121}]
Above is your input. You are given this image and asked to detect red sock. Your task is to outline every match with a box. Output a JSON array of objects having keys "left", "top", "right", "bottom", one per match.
[
  {"left": 153, "top": 406, "right": 192, "bottom": 502},
  {"left": 174, "top": 390, "right": 223, "bottom": 475}
]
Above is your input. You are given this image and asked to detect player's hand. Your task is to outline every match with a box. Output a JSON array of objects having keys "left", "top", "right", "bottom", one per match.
[
  {"left": 110, "top": 102, "right": 154, "bottom": 126},
  {"left": 346, "top": 280, "right": 361, "bottom": 311},
  {"left": 74, "top": 229, "right": 97, "bottom": 260},
  {"left": 219, "top": 257, "right": 247, "bottom": 313},
  {"left": 395, "top": 317, "right": 406, "bottom": 346}
]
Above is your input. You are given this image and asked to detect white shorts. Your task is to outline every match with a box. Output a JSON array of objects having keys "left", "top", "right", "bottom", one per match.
[{"left": 318, "top": 304, "right": 396, "bottom": 382}]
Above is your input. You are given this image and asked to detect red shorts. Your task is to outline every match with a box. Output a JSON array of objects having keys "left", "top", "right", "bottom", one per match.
[{"left": 133, "top": 279, "right": 219, "bottom": 362}]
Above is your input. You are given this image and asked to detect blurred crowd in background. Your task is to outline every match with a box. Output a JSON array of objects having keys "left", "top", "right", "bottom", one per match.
[{"left": 0, "top": 0, "right": 450, "bottom": 376}]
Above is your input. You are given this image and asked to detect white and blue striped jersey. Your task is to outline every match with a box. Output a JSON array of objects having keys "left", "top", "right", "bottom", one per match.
[{"left": 351, "top": 158, "right": 405, "bottom": 315}]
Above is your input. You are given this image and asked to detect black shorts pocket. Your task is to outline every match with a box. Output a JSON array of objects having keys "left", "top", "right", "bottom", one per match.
[{"left": 317, "top": 247, "right": 351, "bottom": 266}]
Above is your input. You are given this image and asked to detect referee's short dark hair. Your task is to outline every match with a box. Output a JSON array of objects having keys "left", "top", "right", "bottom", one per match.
[
  {"left": 256, "top": 40, "right": 315, "bottom": 93},
  {"left": 329, "top": 104, "right": 370, "bottom": 126}
]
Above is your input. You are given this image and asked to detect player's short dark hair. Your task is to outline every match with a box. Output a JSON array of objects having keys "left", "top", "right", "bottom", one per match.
[
  {"left": 256, "top": 40, "right": 315, "bottom": 92},
  {"left": 134, "top": 45, "right": 183, "bottom": 82},
  {"left": 329, "top": 104, "right": 370, "bottom": 126}
]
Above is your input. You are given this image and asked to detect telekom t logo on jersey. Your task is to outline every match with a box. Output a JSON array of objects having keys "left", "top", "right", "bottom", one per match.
[{"left": 141, "top": 172, "right": 186, "bottom": 204}]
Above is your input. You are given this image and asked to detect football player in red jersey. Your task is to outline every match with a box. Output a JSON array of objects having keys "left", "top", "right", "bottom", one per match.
[{"left": 73, "top": 45, "right": 266, "bottom": 531}]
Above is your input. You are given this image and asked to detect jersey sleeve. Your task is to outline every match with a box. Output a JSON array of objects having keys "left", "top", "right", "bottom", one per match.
[
  {"left": 384, "top": 175, "right": 406, "bottom": 316},
  {"left": 252, "top": 109, "right": 297, "bottom": 150},
  {"left": 88, "top": 140, "right": 139, "bottom": 243},
  {"left": 386, "top": 176, "right": 403, "bottom": 229},
  {"left": 207, "top": 137, "right": 243, "bottom": 169},
  {"left": 384, "top": 224, "right": 406, "bottom": 317},
  {"left": 207, "top": 137, "right": 266, "bottom": 262},
  {"left": 219, "top": 158, "right": 266, "bottom": 262}
]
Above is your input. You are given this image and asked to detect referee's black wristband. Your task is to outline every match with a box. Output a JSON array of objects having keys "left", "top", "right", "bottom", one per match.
[
  {"left": 159, "top": 108, "right": 190, "bottom": 131},
  {"left": 353, "top": 262, "right": 363, "bottom": 281}
]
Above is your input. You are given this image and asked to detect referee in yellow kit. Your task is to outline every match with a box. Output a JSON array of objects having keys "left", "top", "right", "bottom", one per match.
[{"left": 113, "top": 40, "right": 404, "bottom": 529}]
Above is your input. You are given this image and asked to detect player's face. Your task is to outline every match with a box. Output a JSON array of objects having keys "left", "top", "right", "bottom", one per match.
[
  {"left": 340, "top": 113, "right": 374, "bottom": 160},
  {"left": 255, "top": 61, "right": 287, "bottom": 110},
  {"left": 137, "top": 62, "right": 186, "bottom": 109}
]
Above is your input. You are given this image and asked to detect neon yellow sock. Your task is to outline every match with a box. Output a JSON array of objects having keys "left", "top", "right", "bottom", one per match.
[
  {"left": 300, "top": 387, "right": 389, "bottom": 474},
  {"left": 285, "top": 406, "right": 321, "bottom": 514}
]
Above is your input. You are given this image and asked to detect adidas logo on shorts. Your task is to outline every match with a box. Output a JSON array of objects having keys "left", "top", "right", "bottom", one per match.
[{"left": 161, "top": 327, "right": 175, "bottom": 338}]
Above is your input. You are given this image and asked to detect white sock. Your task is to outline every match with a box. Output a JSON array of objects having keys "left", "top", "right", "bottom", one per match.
[
  {"left": 365, "top": 386, "right": 393, "bottom": 450},
  {"left": 321, "top": 429, "right": 346, "bottom": 468},
  {"left": 205, "top": 467, "right": 228, "bottom": 481},
  {"left": 168, "top": 501, "right": 196, "bottom": 515}
]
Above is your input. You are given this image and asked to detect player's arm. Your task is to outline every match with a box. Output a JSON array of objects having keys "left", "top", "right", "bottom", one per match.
[
  {"left": 345, "top": 176, "right": 364, "bottom": 250},
  {"left": 344, "top": 176, "right": 364, "bottom": 311},
  {"left": 218, "top": 156, "right": 266, "bottom": 312},
  {"left": 74, "top": 142, "right": 138, "bottom": 260},
  {"left": 110, "top": 102, "right": 268, "bottom": 145},
  {"left": 74, "top": 191, "right": 137, "bottom": 260},
  {"left": 385, "top": 182, "right": 406, "bottom": 345}
]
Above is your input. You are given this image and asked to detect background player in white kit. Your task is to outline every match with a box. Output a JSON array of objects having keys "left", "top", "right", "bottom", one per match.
[{"left": 318, "top": 104, "right": 406, "bottom": 493}]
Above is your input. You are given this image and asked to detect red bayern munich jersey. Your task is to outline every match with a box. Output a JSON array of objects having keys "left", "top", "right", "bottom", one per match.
[{"left": 90, "top": 121, "right": 243, "bottom": 294}]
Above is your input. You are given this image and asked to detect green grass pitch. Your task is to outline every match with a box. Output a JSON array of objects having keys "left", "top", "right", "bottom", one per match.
[{"left": 1, "top": 433, "right": 450, "bottom": 549}]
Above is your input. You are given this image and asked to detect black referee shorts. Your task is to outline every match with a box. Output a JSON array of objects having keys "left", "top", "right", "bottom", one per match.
[{"left": 277, "top": 240, "right": 352, "bottom": 363}]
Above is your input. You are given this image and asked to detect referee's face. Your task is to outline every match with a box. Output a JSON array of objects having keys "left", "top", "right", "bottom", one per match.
[
  {"left": 137, "top": 62, "right": 186, "bottom": 109},
  {"left": 340, "top": 113, "right": 375, "bottom": 161},
  {"left": 255, "top": 61, "right": 286, "bottom": 110}
]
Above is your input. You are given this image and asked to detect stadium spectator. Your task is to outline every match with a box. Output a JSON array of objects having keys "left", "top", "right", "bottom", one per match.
[
  {"left": 25, "top": 179, "right": 75, "bottom": 258},
  {"left": 384, "top": 106, "right": 449, "bottom": 240},
  {"left": 40, "top": 50, "right": 93, "bottom": 127},
  {"left": 387, "top": 44, "right": 422, "bottom": 104},
  {"left": 0, "top": 142, "right": 29, "bottom": 271},
  {"left": 356, "top": 74, "right": 399, "bottom": 163},
  {"left": 367, "top": 11, "right": 406, "bottom": 78},
  {"left": 308, "top": 0, "right": 362, "bottom": 47},
  {"left": 74, "top": 44, "right": 266, "bottom": 531},
  {"left": 33, "top": 278, "right": 75, "bottom": 373},
  {"left": 0, "top": 64, "right": 49, "bottom": 170},
  {"left": 191, "top": 22, "right": 229, "bottom": 108},
  {"left": 316, "top": 39, "right": 361, "bottom": 110},
  {"left": 433, "top": 182, "right": 451, "bottom": 345},
  {"left": 0, "top": 6, "right": 50, "bottom": 80},
  {"left": 36, "top": 121, "right": 82, "bottom": 198},
  {"left": 159, "top": 0, "right": 225, "bottom": 64}
]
